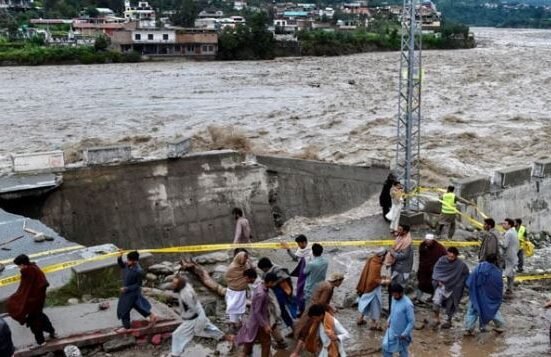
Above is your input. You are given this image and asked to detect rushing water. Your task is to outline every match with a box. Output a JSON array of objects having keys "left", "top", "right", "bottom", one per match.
[{"left": 1, "top": 27, "right": 551, "bottom": 180}]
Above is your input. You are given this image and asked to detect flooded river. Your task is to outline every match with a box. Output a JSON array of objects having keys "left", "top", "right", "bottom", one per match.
[{"left": 1, "top": 27, "right": 551, "bottom": 181}]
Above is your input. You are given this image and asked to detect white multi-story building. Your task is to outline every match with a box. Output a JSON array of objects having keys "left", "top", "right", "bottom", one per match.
[
  {"left": 132, "top": 29, "right": 175, "bottom": 43},
  {"left": 124, "top": 1, "right": 156, "bottom": 28}
]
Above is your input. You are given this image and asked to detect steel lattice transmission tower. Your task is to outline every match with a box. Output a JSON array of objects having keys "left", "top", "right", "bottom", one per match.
[{"left": 396, "top": 0, "right": 422, "bottom": 209}]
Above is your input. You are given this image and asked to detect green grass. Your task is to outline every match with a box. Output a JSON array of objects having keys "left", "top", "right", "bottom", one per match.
[{"left": 46, "top": 268, "right": 121, "bottom": 307}]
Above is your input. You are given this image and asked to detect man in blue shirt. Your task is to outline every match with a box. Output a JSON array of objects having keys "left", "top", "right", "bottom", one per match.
[
  {"left": 383, "top": 283, "right": 415, "bottom": 357},
  {"left": 303, "top": 243, "right": 329, "bottom": 307}
]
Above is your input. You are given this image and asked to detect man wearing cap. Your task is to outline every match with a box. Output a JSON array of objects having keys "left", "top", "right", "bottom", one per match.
[
  {"left": 294, "top": 273, "right": 344, "bottom": 339},
  {"left": 416, "top": 234, "right": 447, "bottom": 303},
  {"left": 356, "top": 248, "right": 386, "bottom": 330},
  {"left": 311, "top": 273, "right": 345, "bottom": 314}
]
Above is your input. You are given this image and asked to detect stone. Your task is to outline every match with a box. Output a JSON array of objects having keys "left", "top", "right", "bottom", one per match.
[
  {"left": 163, "top": 274, "right": 177, "bottom": 282},
  {"left": 146, "top": 273, "right": 158, "bottom": 281},
  {"left": 202, "top": 297, "right": 218, "bottom": 317},
  {"left": 194, "top": 252, "right": 230, "bottom": 265},
  {"left": 34, "top": 233, "right": 46, "bottom": 242},
  {"left": 151, "top": 334, "right": 162, "bottom": 345},
  {"left": 103, "top": 335, "right": 136, "bottom": 352},
  {"left": 339, "top": 292, "right": 358, "bottom": 309},
  {"left": 67, "top": 298, "right": 79, "bottom": 305},
  {"left": 348, "top": 79, "right": 356, "bottom": 85},
  {"left": 415, "top": 321, "right": 425, "bottom": 330},
  {"left": 148, "top": 263, "right": 173, "bottom": 275},
  {"left": 64, "top": 345, "right": 82, "bottom": 357},
  {"left": 211, "top": 264, "right": 228, "bottom": 284},
  {"left": 216, "top": 341, "right": 233, "bottom": 355}
]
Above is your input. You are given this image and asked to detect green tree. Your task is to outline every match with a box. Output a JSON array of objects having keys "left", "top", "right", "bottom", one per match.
[
  {"left": 170, "top": 0, "right": 198, "bottom": 27},
  {"left": 85, "top": 6, "right": 100, "bottom": 17},
  {"left": 94, "top": 34, "right": 111, "bottom": 51},
  {"left": 0, "top": 10, "right": 19, "bottom": 41}
]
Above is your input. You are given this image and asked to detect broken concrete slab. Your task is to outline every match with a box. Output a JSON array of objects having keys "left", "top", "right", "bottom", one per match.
[
  {"left": 8, "top": 298, "right": 180, "bottom": 357},
  {"left": 0, "top": 173, "right": 63, "bottom": 199},
  {"left": 454, "top": 175, "right": 491, "bottom": 199},
  {"left": 494, "top": 166, "right": 532, "bottom": 188},
  {"left": 399, "top": 211, "right": 425, "bottom": 226}
]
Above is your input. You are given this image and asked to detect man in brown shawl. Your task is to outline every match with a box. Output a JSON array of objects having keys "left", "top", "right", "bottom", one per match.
[
  {"left": 224, "top": 251, "right": 252, "bottom": 331},
  {"left": 294, "top": 273, "right": 344, "bottom": 338},
  {"left": 7, "top": 254, "right": 56, "bottom": 348},
  {"left": 416, "top": 234, "right": 447, "bottom": 302},
  {"left": 356, "top": 248, "right": 386, "bottom": 329}
]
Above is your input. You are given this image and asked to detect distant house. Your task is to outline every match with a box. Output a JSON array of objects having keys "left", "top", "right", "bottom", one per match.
[
  {"left": 72, "top": 21, "right": 136, "bottom": 37},
  {"left": 96, "top": 8, "right": 116, "bottom": 17},
  {"left": 319, "top": 7, "right": 335, "bottom": 18},
  {"left": 198, "top": 9, "right": 224, "bottom": 18},
  {"left": 124, "top": 0, "right": 156, "bottom": 28},
  {"left": 0, "top": 0, "right": 31, "bottom": 9},
  {"left": 195, "top": 18, "right": 218, "bottom": 30},
  {"left": 343, "top": 2, "right": 371, "bottom": 16},
  {"left": 283, "top": 11, "right": 309, "bottom": 19},
  {"left": 111, "top": 28, "right": 218, "bottom": 59},
  {"left": 234, "top": 0, "right": 246, "bottom": 10}
]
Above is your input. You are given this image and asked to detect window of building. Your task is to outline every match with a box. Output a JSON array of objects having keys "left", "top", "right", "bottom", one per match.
[
  {"left": 187, "top": 45, "right": 194, "bottom": 52},
  {"left": 202, "top": 45, "right": 207, "bottom": 52},
  {"left": 163, "top": 34, "right": 169, "bottom": 40},
  {"left": 135, "top": 33, "right": 141, "bottom": 40},
  {"left": 208, "top": 45, "right": 214, "bottom": 52},
  {"left": 148, "top": 34, "right": 154, "bottom": 40}
]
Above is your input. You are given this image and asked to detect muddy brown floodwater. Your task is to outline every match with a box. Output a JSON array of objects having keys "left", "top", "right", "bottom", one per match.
[{"left": 1, "top": 28, "right": 551, "bottom": 182}]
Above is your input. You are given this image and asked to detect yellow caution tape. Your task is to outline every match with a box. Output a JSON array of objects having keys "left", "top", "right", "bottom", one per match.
[
  {"left": 515, "top": 274, "right": 551, "bottom": 283},
  {"left": 0, "top": 239, "right": 480, "bottom": 288},
  {"left": 0, "top": 244, "right": 85, "bottom": 265},
  {"left": 0, "top": 251, "right": 120, "bottom": 288},
  {"left": 2, "top": 238, "right": 549, "bottom": 288}
]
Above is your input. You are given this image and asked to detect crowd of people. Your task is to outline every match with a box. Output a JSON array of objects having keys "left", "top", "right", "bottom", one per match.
[{"left": 0, "top": 201, "right": 539, "bottom": 357}]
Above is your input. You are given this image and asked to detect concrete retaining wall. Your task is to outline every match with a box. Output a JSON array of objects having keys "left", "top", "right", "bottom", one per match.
[
  {"left": 456, "top": 163, "right": 551, "bottom": 232},
  {"left": 1, "top": 151, "right": 388, "bottom": 249},
  {"left": 257, "top": 155, "right": 389, "bottom": 227}
]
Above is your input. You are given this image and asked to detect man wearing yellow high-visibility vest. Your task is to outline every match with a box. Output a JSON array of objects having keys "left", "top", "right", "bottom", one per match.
[
  {"left": 515, "top": 218, "right": 527, "bottom": 273},
  {"left": 436, "top": 186, "right": 458, "bottom": 240}
]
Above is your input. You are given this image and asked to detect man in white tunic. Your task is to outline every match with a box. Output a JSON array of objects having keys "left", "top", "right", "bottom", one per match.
[{"left": 167, "top": 276, "right": 225, "bottom": 356}]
